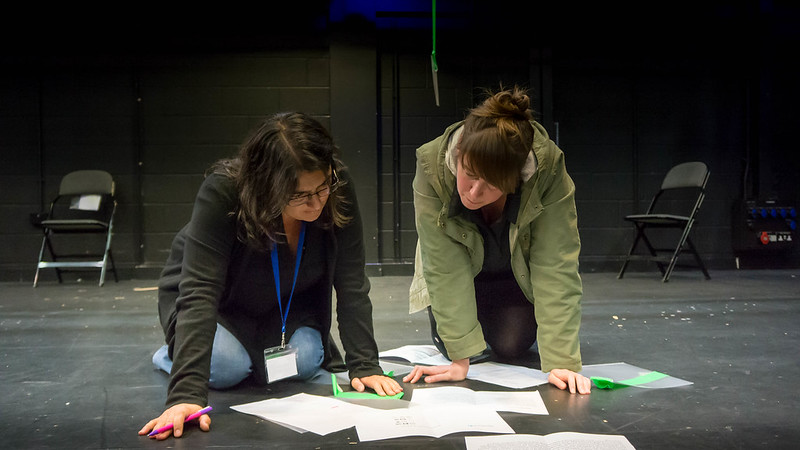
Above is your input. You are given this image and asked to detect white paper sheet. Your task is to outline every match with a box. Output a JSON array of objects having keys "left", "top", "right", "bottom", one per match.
[
  {"left": 355, "top": 406, "right": 514, "bottom": 442},
  {"left": 230, "top": 393, "right": 375, "bottom": 435},
  {"left": 379, "top": 344, "right": 452, "bottom": 366},
  {"left": 465, "top": 432, "right": 636, "bottom": 449},
  {"left": 410, "top": 386, "right": 548, "bottom": 415},
  {"left": 379, "top": 345, "right": 549, "bottom": 389},
  {"left": 70, "top": 195, "right": 101, "bottom": 211},
  {"left": 467, "top": 361, "right": 549, "bottom": 389},
  {"left": 379, "top": 360, "right": 414, "bottom": 376}
]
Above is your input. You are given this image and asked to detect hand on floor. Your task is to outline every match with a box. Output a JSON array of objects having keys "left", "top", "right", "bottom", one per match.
[
  {"left": 138, "top": 403, "right": 211, "bottom": 440},
  {"left": 548, "top": 369, "right": 592, "bottom": 394},
  {"left": 403, "top": 358, "right": 469, "bottom": 384},
  {"left": 351, "top": 374, "right": 404, "bottom": 396}
]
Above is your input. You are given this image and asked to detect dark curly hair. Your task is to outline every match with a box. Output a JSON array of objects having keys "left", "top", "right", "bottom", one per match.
[{"left": 210, "top": 112, "right": 349, "bottom": 249}]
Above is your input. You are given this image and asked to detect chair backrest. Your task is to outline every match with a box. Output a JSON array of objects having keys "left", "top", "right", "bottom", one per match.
[
  {"left": 48, "top": 171, "right": 116, "bottom": 221},
  {"left": 646, "top": 162, "right": 709, "bottom": 217},
  {"left": 661, "top": 162, "right": 709, "bottom": 190},
  {"left": 59, "top": 170, "right": 115, "bottom": 197}
]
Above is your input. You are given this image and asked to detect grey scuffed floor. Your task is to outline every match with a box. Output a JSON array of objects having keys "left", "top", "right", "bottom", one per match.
[{"left": 1, "top": 269, "right": 798, "bottom": 448}]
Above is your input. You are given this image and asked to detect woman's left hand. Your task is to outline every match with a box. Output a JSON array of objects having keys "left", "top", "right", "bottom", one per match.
[
  {"left": 548, "top": 369, "right": 592, "bottom": 394},
  {"left": 351, "top": 375, "right": 404, "bottom": 396}
]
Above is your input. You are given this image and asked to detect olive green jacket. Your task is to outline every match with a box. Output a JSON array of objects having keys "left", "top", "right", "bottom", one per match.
[{"left": 409, "top": 120, "right": 583, "bottom": 372}]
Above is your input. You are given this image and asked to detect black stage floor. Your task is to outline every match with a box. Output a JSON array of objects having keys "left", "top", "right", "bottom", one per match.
[{"left": 1, "top": 269, "right": 798, "bottom": 449}]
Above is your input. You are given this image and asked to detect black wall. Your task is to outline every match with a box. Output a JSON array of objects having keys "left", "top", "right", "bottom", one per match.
[{"left": 2, "top": 2, "right": 798, "bottom": 282}]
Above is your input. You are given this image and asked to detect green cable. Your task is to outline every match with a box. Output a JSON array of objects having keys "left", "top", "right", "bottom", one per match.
[{"left": 431, "top": 0, "right": 438, "bottom": 72}]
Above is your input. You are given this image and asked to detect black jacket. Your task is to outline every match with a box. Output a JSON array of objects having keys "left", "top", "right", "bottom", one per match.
[{"left": 157, "top": 170, "right": 383, "bottom": 408}]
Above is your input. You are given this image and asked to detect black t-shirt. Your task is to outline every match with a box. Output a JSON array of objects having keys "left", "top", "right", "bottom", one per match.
[{"left": 448, "top": 185, "right": 521, "bottom": 280}]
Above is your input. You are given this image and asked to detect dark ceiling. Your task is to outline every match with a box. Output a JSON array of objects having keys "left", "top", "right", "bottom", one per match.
[{"left": 1, "top": 1, "right": 797, "bottom": 58}]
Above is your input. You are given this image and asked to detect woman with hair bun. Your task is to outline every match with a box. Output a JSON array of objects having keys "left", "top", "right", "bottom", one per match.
[{"left": 405, "top": 86, "right": 591, "bottom": 394}]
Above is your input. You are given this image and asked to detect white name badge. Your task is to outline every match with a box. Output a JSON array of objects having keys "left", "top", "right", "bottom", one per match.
[{"left": 264, "top": 345, "right": 298, "bottom": 383}]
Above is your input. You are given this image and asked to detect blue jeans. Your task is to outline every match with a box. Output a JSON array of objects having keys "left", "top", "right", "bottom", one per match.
[{"left": 152, "top": 325, "right": 325, "bottom": 388}]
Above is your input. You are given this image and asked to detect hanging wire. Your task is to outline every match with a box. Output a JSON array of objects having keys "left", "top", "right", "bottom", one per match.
[
  {"left": 431, "top": 0, "right": 438, "bottom": 72},
  {"left": 431, "top": 0, "right": 440, "bottom": 106}
]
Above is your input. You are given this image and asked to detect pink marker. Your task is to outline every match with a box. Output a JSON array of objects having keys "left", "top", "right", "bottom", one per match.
[{"left": 148, "top": 406, "right": 212, "bottom": 436}]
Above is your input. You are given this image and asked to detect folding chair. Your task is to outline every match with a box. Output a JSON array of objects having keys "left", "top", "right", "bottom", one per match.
[
  {"left": 33, "top": 170, "right": 118, "bottom": 287},
  {"left": 617, "top": 162, "right": 711, "bottom": 282}
]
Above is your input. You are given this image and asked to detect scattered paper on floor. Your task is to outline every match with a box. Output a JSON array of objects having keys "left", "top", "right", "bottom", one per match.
[{"left": 465, "top": 432, "right": 635, "bottom": 449}]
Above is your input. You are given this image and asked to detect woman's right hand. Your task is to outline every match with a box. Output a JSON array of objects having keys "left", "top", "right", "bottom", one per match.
[
  {"left": 138, "top": 403, "right": 211, "bottom": 440},
  {"left": 402, "top": 358, "right": 469, "bottom": 384}
]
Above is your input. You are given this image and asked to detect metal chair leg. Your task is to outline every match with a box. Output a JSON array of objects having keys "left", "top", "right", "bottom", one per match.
[{"left": 33, "top": 235, "right": 47, "bottom": 288}]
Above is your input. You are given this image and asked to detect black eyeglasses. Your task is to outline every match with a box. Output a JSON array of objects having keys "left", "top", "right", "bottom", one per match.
[{"left": 287, "top": 169, "right": 340, "bottom": 207}]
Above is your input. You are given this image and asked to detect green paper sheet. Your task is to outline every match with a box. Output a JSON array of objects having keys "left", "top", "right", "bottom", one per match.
[
  {"left": 331, "top": 373, "right": 405, "bottom": 400},
  {"left": 591, "top": 371, "right": 669, "bottom": 389}
]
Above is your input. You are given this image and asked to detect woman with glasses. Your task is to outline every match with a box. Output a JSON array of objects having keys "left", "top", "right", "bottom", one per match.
[
  {"left": 405, "top": 86, "right": 591, "bottom": 394},
  {"left": 141, "top": 112, "right": 402, "bottom": 440}
]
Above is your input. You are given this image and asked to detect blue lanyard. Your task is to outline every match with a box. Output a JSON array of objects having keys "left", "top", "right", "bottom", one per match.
[{"left": 271, "top": 221, "right": 306, "bottom": 348}]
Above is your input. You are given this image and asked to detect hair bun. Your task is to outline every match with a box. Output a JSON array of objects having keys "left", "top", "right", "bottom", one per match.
[{"left": 483, "top": 86, "right": 532, "bottom": 121}]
